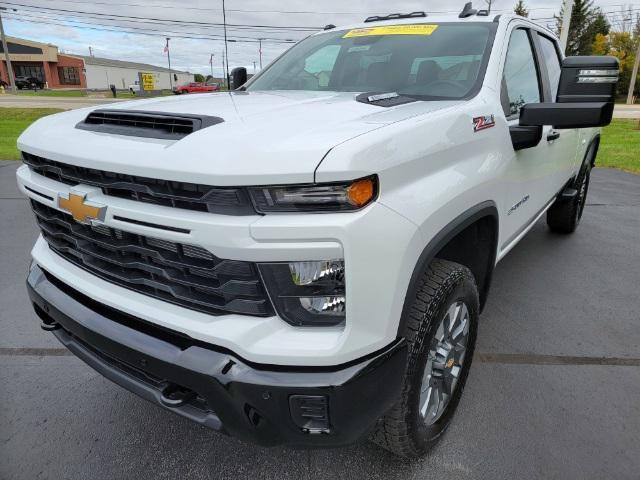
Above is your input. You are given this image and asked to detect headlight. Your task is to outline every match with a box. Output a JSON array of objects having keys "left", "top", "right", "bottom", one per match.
[
  {"left": 258, "top": 260, "right": 345, "bottom": 326},
  {"left": 249, "top": 176, "right": 377, "bottom": 213}
]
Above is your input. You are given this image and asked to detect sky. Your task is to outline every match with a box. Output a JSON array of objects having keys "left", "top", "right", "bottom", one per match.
[{"left": 1, "top": 0, "right": 639, "bottom": 77}]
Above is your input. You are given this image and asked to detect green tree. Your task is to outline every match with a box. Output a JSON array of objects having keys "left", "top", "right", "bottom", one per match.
[
  {"left": 514, "top": 0, "right": 529, "bottom": 17},
  {"left": 194, "top": 73, "right": 205, "bottom": 82},
  {"left": 590, "top": 31, "right": 639, "bottom": 97},
  {"left": 555, "top": 1, "right": 610, "bottom": 55}
]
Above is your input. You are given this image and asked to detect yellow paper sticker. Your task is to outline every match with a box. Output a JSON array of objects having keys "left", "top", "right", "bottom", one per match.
[{"left": 343, "top": 24, "right": 439, "bottom": 38}]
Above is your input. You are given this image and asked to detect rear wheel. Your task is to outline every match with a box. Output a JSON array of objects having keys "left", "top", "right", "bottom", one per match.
[
  {"left": 547, "top": 161, "right": 591, "bottom": 234},
  {"left": 370, "top": 259, "right": 479, "bottom": 458}
]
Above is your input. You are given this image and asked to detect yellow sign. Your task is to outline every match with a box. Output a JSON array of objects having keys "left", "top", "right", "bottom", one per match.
[
  {"left": 343, "top": 24, "right": 438, "bottom": 38},
  {"left": 58, "top": 193, "right": 106, "bottom": 224},
  {"left": 141, "top": 73, "right": 155, "bottom": 91}
]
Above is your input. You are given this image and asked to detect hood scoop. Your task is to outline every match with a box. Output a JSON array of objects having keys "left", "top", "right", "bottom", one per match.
[{"left": 76, "top": 109, "right": 224, "bottom": 140}]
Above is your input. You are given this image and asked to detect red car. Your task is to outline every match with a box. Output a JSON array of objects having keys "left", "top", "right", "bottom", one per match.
[{"left": 173, "top": 82, "right": 219, "bottom": 94}]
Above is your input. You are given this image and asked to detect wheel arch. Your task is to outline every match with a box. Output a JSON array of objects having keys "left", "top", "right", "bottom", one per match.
[{"left": 396, "top": 201, "right": 499, "bottom": 337}]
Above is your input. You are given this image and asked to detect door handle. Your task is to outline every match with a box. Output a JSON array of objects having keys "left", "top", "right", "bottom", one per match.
[{"left": 547, "top": 130, "right": 560, "bottom": 142}]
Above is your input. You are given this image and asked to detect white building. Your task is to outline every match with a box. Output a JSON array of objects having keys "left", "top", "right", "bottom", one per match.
[{"left": 77, "top": 55, "right": 194, "bottom": 90}]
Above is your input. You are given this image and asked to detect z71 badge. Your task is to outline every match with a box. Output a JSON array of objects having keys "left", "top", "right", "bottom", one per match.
[{"left": 472, "top": 114, "right": 496, "bottom": 132}]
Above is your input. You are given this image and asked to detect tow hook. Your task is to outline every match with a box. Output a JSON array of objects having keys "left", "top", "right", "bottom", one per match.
[
  {"left": 159, "top": 383, "right": 197, "bottom": 408},
  {"left": 38, "top": 302, "right": 60, "bottom": 331}
]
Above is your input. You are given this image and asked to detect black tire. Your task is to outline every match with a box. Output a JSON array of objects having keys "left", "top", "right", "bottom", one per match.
[
  {"left": 370, "top": 259, "right": 479, "bottom": 458},
  {"left": 547, "top": 159, "right": 592, "bottom": 234}
]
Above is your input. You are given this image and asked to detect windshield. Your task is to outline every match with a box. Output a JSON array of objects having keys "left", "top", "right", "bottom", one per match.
[{"left": 247, "top": 23, "right": 495, "bottom": 100}]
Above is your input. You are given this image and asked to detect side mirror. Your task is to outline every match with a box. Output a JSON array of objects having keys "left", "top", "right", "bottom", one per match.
[
  {"left": 519, "top": 55, "right": 619, "bottom": 129},
  {"left": 230, "top": 67, "right": 247, "bottom": 90}
]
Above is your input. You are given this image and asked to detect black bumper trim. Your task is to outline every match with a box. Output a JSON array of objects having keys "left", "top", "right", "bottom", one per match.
[{"left": 27, "top": 265, "right": 407, "bottom": 447}]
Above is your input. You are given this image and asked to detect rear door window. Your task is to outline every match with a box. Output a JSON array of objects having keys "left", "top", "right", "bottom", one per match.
[{"left": 537, "top": 34, "right": 562, "bottom": 100}]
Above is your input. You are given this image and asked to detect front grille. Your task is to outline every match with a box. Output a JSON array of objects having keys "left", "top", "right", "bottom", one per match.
[
  {"left": 31, "top": 200, "right": 273, "bottom": 317},
  {"left": 22, "top": 152, "right": 256, "bottom": 215}
]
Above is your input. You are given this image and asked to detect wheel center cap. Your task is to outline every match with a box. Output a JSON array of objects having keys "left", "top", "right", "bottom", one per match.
[{"left": 445, "top": 358, "right": 455, "bottom": 369}]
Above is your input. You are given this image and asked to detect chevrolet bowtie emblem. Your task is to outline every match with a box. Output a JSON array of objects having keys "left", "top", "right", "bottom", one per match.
[{"left": 58, "top": 192, "right": 106, "bottom": 224}]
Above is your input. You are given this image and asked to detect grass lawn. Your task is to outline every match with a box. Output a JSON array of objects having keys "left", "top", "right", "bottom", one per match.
[
  {"left": 14, "top": 89, "right": 87, "bottom": 97},
  {"left": 0, "top": 108, "right": 63, "bottom": 160},
  {"left": 597, "top": 119, "right": 640, "bottom": 174}
]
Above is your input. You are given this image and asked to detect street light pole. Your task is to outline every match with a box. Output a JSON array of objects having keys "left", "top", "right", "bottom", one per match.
[
  {"left": 209, "top": 53, "right": 214, "bottom": 80},
  {"left": 258, "top": 38, "right": 263, "bottom": 70},
  {"left": 0, "top": 7, "right": 17, "bottom": 92},
  {"left": 165, "top": 37, "right": 173, "bottom": 90}
]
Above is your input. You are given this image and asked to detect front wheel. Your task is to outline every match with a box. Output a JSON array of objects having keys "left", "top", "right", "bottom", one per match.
[{"left": 370, "top": 259, "right": 479, "bottom": 458}]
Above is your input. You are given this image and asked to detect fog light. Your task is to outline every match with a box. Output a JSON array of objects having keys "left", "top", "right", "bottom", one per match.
[
  {"left": 299, "top": 296, "right": 345, "bottom": 315},
  {"left": 289, "top": 260, "right": 344, "bottom": 286},
  {"left": 258, "top": 260, "right": 346, "bottom": 327}
]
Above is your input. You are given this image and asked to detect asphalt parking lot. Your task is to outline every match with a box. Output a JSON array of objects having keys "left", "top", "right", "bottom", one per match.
[{"left": 1, "top": 161, "right": 639, "bottom": 479}]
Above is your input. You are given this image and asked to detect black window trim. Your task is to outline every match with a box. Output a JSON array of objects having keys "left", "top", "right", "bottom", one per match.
[{"left": 502, "top": 26, "right": 546, "bottom": 121}]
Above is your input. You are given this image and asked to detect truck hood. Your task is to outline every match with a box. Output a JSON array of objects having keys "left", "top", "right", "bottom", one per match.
[{"left": 18, "top": 91, "right": 459, "bottom": 186}]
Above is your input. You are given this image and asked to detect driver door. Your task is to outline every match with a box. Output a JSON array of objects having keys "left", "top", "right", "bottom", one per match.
[{"left": 499, "top": 27, "right": 577, "bottom": 249}]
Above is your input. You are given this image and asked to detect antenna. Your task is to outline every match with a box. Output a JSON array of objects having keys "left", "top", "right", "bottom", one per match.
[{"left": 459, "top": 3, "right": 477, "bottom": 18}]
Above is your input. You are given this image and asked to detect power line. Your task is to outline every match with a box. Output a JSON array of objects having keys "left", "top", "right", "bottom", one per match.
[
  {"left": 0, "top": 8, "right": 315, "bottom": 37},
  {"left": 1, "top": 13, "right": 299, "bottom": 44},
  {"left": 0, "top": 1, "right": 322, "bottom": 30}
]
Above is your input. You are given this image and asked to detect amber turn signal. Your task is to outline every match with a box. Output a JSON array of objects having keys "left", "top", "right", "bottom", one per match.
[{"left": 347, "top": 178, "right": 376, "bottom": 207}]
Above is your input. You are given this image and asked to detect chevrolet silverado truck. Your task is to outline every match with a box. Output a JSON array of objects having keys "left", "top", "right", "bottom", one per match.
[{"left": 17, "top": 5, "right": 618, "bottom": 458}]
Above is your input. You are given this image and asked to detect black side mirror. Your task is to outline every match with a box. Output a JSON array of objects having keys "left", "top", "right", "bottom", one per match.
[
  {"left": 230, "top": 67, "right": 247, "bottom": 90},
  {"left": 510, "top": 125, "right": 543, "bottom": 151},
  {"left": 519, "top": 56, "right": 619, "bottom": 129}
]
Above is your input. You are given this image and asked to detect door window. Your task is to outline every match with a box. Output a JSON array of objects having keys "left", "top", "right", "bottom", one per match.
[
  {"left": 501, "top": 29, "right": 541, "bottom": 117},
  {"left": 537, "top": 34, "right": 562, "bottom": 100}
]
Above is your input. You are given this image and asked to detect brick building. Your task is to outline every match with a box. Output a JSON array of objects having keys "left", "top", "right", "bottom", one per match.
[{"left": 0, "top": 36, "right": 86, "bottom": 89}]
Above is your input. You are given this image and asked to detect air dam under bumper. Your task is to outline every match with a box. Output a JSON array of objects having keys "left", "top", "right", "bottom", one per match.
[{"left": 27, "top": 265, "right": 407, "bottom": 447}]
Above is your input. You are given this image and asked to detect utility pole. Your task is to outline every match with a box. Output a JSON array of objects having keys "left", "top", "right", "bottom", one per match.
[
  {"left": 559, "top": 0, "right": 574, "bottom": 55},
  {"left": 253, "top": 61, "right": 256, "bottom": 74},
  {"left": 165, "top": 37, "right": 172, "bottom": 90},
  {"left": 222, "top": 0, "right": 230, "bottom": 89},
  {"left": 258, "top": 38, "right": 263, "bottom": 70},
  {"left": 221, "top": 50, "right": 225, "bottom": 88},
  {"left": 627, "top": 41, "right": 640, "bottom": 104},
  {"left": 88, "top": 46, "right": 93, "bottom": 57},
  {"left": 209, "top": 53, "right": 214, "bottom": 80},
  {"left": 0, "top": 7, "right": 16, "bottom": 92}
]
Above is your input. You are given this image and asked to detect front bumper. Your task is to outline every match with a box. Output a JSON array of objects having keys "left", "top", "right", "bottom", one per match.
[{"left": 27, "top": 265, "right": 407, "bottom": 447}]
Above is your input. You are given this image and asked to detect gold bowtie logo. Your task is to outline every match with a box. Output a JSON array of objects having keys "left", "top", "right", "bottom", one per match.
[{"left": 58, "top": 192, "right": 106, "bottom": 224}]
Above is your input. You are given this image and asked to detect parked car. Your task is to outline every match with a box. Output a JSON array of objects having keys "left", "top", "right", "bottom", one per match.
[
  {"left": 128, "top": 81, "right": 140, "bottom": 94},
  {"left": 16, "top": 6, "right": 618, "bottom": 458},
  {"left": 15, "top": 76, "right": 44, "bottom": 89},
  {"left": 173, "top": 82, "right": 219, "bottom": 94}
]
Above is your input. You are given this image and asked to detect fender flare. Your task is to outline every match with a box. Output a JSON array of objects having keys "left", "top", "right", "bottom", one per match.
[{"left": 396, "top": 201, "right": 499, "bottom": 337}]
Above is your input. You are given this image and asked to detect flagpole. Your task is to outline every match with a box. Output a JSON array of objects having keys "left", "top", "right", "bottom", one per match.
[{"left": 166, "top": 37, "right": 173, "bottom": 90}]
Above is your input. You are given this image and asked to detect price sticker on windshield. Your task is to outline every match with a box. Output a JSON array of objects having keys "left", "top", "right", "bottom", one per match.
[{"left": 343, "top": 24, "right": 439, "bottom": 38}]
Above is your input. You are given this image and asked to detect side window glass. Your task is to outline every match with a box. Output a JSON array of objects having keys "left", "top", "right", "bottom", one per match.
[
  {"left": 502, "top": 29, "right": 541, "bottom": 117},
  {"left": 537, "top": 34, "right": 562, "bottom": 101}
]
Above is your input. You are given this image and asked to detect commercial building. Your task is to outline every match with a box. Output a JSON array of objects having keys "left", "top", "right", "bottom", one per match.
[
  {"left": 77, "top": 55, "right": 193, "bottom": 90},
  {"left": 0, "top": 36, "right": 86, "bottom": 88},
  {"left": 0, "top": 36, "right": 194, "bottom": 90}
]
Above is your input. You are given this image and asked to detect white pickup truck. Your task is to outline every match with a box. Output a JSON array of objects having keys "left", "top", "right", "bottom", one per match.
[{"left": 17, "top": 5, "right": 618, "bottom": 457}]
